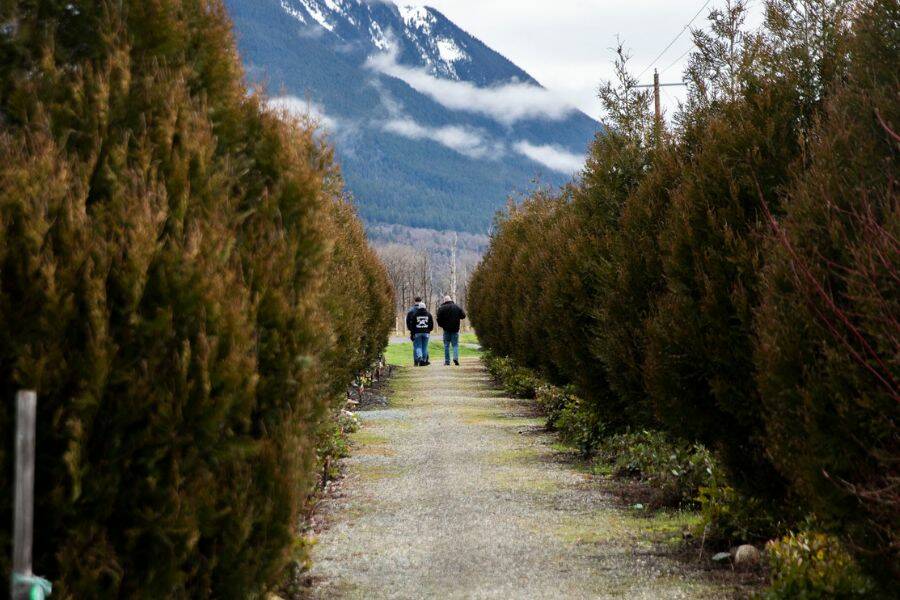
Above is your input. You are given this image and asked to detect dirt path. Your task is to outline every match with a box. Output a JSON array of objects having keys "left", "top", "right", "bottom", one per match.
[{"left": 308, "top": 358, "right": 748, "bottom": 599}]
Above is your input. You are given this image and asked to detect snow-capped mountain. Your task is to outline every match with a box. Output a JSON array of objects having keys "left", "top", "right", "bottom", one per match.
[
  {"left": 276, "top": 0, "right": 538, "bottom": 85},
  {"left": 224, "top": 0, "right": 600, "bottom": 233}
]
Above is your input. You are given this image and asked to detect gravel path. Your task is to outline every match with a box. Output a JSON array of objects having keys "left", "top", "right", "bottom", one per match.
[{"left": 309, "top": 359, "right": 747, "bottom": 599}]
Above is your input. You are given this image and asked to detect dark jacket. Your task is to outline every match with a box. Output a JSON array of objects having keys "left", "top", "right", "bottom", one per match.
[
  {"left": 436, "top": 301, "right": 467, "bottom": 334},
  {"left": 406, "top": 305, "right": 434, "bottom": 335}
]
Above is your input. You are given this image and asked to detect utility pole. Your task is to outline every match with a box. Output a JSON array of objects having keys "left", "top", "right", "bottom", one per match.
[
  {"left": 654, "top": 69, "right": 661, "bottom": 130},
  {"left": 635, "top": 74, "right": 686, "bottom": 140}
]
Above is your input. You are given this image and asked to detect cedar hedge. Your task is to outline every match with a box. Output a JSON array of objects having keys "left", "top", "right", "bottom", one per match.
[
  {"left": 755, "top": 0, "right": 899, "bottom": 583},
  {"left": 469, "top": 0, "right": 897, "bottom": 589},
  {"left": 0, "top": 0, "right": 392, "bottom": 597}
]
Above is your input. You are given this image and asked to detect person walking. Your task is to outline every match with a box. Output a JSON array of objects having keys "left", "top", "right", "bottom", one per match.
[
  {"left": 406, "top": 297, "right": 434, "bottom": 366},
  {"left": 436, "top": 295, "right": 467, "bottom": 366}
]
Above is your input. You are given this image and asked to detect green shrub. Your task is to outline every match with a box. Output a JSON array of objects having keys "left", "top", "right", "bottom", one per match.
[
  {"left": 315, "top": 409, "right": 361, "bottom": 484},
  {"left": 482, "top": 353, "right": 541, "bottom": 399},
  {"left": 535, "top": 383, "right": 574, "bottom": 430},
  {"left": 529, "top": 382, "right": 604, "bottom": 456},
  {"left": 596, "top": 431, "right": 715, "bottom": 509},
  {"left": 698, "top": 475, "right": 795, "bottom": 547},
  {"left": 485, "top": 357, "right": 605, "bottom": 455},
  {"left": 763, "top": 530, "right": 876, "bottom": 599},
  {"left": 552, "top": 394, "right": 606, "bottom": 457}
]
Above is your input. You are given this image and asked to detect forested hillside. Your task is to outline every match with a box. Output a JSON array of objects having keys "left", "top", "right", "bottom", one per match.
[
  {"left": 223, "top": 0, "right": 601, "bottom": 233},
  {"left": 470, "top": 0, "right": 898, "bottom": 594},
  {"left": 0, "top": 0, "right": 392, "bottom": 596}
]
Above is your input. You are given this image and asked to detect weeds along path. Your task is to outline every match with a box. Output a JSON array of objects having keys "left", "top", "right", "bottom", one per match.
[{"left": 309, "top": 358, "right": 746, "bottom": 599}]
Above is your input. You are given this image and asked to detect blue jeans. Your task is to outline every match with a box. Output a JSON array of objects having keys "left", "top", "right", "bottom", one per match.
[
  {"left": 443, "top": 332, "right": 460, "bottom": 364},
  {"left": 413, "top": 333, "right": 430, "bottom": 363}
]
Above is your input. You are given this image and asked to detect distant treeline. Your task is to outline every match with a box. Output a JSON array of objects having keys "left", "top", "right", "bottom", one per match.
[
  {"left": 368, "top": 223, "right": 490, "bottom": 257},
  {"left": 0, "top": 0, "right": 392, "bottom": 597},
  {"left": 375, "top": 226, "right": 483, "bottom": 329},
  {"left": 469, "top": 0, "right": 897, "bottom": 589}
]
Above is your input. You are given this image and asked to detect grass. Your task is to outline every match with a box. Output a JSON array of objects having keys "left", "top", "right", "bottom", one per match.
[
  {"left": 459, "top": 332, "right": 480, "bottom": 345},
  {"left": 384, "top": 334, "right": 482, "bottom": 366}
]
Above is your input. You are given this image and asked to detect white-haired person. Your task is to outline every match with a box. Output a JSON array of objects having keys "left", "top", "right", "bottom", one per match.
[{"left": 436, "top": 295, "right": 467, "bottom": 366}]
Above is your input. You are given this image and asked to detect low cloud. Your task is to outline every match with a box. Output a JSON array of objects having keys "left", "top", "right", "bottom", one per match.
[
  {"left": 383, "top": 118, "right": 495, "bottom": 159},
  {"left": 268, "top": 96, "right": 340, "bottom": 131},
  {"left": 366, "top": 51, "right": 577, "bottom": 125},
  {"left": 514, "top": 141, "right": 585, "bottom": 174}
]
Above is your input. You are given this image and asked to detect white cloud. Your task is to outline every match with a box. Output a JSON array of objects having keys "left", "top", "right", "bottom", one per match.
[
  {"left": 366, "top": 50, "right": 576, "bottom": 125},
  {"left": 514, "top": 141, "right": 585, "bottom": 174},
  {"left": 383, "top": 118, "right": 495, "bottom": 159},
  {"left": 404, "top": 1, "right": 767, "bottom": 121},
  {"left": 267, "top": 96, "right": 339, "bottom": 131}
]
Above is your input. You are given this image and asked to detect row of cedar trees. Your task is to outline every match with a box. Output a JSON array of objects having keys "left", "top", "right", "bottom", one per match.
[
  {"left": 469, "top": 0, "right": 897, "bottom": 590},
  {"left": 0, "top": 0, "right": 393, "bottom": 597}
]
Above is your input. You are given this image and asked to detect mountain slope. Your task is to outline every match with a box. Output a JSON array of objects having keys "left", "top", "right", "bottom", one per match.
[{"left": 224, "top": 0, "right": 601, "bottom": 233}]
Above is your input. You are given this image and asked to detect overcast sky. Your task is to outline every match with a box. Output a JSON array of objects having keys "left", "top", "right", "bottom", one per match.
[{"left": 407, "top": 0, "right": 765, "bottom": 121}]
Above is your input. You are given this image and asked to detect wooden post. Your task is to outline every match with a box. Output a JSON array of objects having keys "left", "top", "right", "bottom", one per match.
[
  {"left": 653, "top": 69, "right": 662, "bottom": 138},
  {"left": 12, "top": 391, "right": 37, "bottom": 599},
  {"left": 636, "top": 76, "right": 686, "bottom": 141}
]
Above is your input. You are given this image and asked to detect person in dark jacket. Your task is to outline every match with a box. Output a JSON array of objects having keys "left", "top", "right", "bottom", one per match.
[
  {"left": 406, "top": 297, "right": 434, "bottom": 366},
  {"left": 436, "top": 295, "right": 467, "bottom": 366}
]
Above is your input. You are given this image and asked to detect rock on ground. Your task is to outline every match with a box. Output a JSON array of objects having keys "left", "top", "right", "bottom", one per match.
[{"left": 734, "top": 545, "right": 761, "bottom": 570}]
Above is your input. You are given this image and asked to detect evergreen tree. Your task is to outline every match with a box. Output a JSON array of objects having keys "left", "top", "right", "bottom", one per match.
[
  {"left": 0, "top": 1, "right": 392, "bottom": 596},
  {"left": 644, "top": 0, "right": 850, "bottom": 508},
  {"left": 578, "top": 44, "right": 660, "bottom": 429},
  {"left": 755, "top": 0, "right": 899, "bottom": 584}
]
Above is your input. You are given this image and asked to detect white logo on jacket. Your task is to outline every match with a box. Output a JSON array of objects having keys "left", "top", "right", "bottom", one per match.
[{"left": 416, "top": 316, "right": 429, "bottom": 328}]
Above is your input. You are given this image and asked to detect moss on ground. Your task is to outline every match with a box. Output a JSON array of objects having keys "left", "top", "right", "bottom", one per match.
[
  {"left": 490, "top": 445, "right": 544, "bottom": 465},
  {"left": 458, "top": 405, "right": 543, "bottom": 429},
  {"left": 493, "top": 470, "right": 559, "bottom": 494},
  {"left": 554, "top": 513, "right": 630, "bottom": 545},
  {"left": 356, "top": 465, "right": 405, "bottom": 482},
  {"left": 351, "top": 430, "right": 389, "bottom": 445},
  {"left": 350, "top": 429, "right": 395, "bottom": 457}
]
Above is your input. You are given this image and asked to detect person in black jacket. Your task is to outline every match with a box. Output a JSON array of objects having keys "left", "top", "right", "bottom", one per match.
[
  {"left": 406, "top": 297, "right": 434, "bottom": 366},
  {"left": 436, "top": 295, "right": 467, "bottom": 366}
]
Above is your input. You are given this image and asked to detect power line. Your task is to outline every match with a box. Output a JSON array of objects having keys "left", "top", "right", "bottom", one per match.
[
  {"left": 637, "top": 0, "right": 713, "bottom": 80},
  {"left": 660, "top": 45, "right": 695, "bottom": 76}
]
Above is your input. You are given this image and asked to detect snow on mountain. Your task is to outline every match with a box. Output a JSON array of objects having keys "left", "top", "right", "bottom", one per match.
[
  {"left": 436, "top": 38, "right": 467, "bottom": 64},
  {"left": 274, "top": 0, "right": 511, "bottom": 82},
  {"left": 298, "top": 0, "right": 335, "bottom": 32},
  {"left": 224, "top": 0, "right": 601, "bottom": 233},
  {"left": 398, "top": 5, "right": 432, "bottom": 33},
  {"left": 279, "top": 1, "right": 307, "bottom": 24}
]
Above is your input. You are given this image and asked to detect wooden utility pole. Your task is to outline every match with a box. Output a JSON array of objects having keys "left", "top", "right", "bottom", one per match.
[
  {"left": 635, "top": 74, "right": 686, "bottom": 141},
  {"left": 653, "top": 69, "right": 661, "bottom": 129}
]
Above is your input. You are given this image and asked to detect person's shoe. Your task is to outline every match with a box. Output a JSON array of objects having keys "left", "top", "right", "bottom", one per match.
[
  {"left": 453, "top": 359, "right": 460, "bottom": 366},
  {"left": 414, "top": 359, "right": 420, "bottom": 367},
  {"left": 445, "top": 362, "right": 451, "bottom": 366},
  {"left": 423, "top": 360, "right": 431, "bottom": 366}
]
